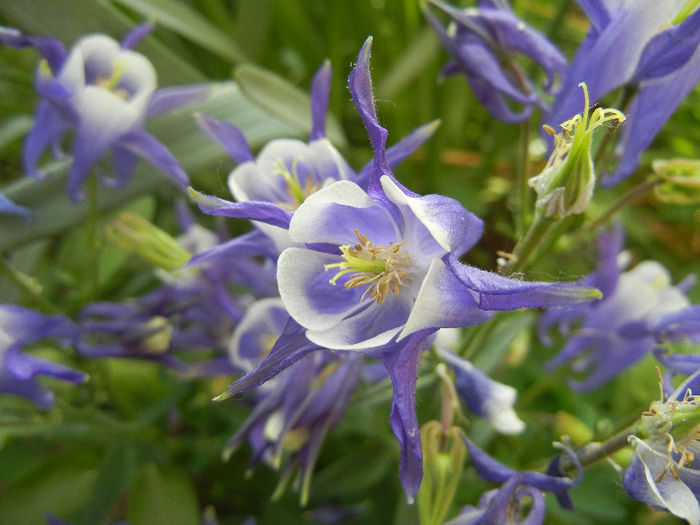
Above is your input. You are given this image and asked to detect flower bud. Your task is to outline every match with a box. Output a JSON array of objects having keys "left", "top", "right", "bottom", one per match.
[
  {"left": 529, "top": 83, "right": 625, "bottom": 219},
  {"left": 417, "top": 421, "right": 466, "bottom": 525},
  {"left": 105, "top": 211, "right": 191, "bottom": 272},
  {"left": 652, "top": 158, "right": 700, "bottom": 205}
]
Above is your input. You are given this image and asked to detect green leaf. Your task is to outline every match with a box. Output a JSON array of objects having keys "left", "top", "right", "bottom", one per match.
[
  {"left": 128, "top": 463, "right": 200, "bottom": 525},
  {"left": 80, "top": 441, "right": 134, "bottom": 525},
  {"left": 0, "top": 0, "right": 204, "bottom": 85},
  {"left": 376, "top": 27, "right": 441, "bottom": 99},
  {"left": 0, "top": 449, "right": 98, "bottom": 524},
  {"left": 110, "top": 0, "right": 249, "bottom": 63},
  {"left": 0, "top": 115, "right": 32, "bottom": 154},
  {"left": 235, "top": 63, "right": 347, "bottom": 148},
  {"left": 0, "top": 82, "right": 300, "bottom": 252}
]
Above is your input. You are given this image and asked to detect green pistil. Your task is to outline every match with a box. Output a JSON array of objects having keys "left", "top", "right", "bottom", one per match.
[
  {"left": 324, "top": 245, "right": 387, "bottom": 285},
  {"left": 674, "top": 0, "right": 700, "bottom": 24},
  {"left": 274, "top": 158, "right": 308, "bottom": 206}
]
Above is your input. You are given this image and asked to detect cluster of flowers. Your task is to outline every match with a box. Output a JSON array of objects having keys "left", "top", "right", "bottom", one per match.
[{"left": 1, "top": 1, "right": 700, "bottom": 523}]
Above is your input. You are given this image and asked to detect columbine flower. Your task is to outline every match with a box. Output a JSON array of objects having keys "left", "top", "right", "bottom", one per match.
[
  {"left": 546, "top": 2, "right": 700, "bottom": 185},
  {"left": 423, "top": 0, "right": 567, "bottom": 123},
  {"left": 529, "top": 83, "right": 625, "bottom": 219},
  {"left": 0, "top": 24, "right": 206, "bottom": 201},
  {"left": 541, "top": 229, "right": 700, "bottom": 391},
  {"left": 190, "top": 60, "right": 439, "bottom": 253},
  {"left": 624, "top": 371, "right": 700, "bottom": 525},
  {"left": 225, "top": 298, "right": 363, "bottom": 505},
  {"left": 0, "top": 305, "right": 86, "bottom": 409},
  {"left": 220, "top": 37, "right": 600, "bottom": 502},
  {"left": 435, "top": 330, "right": 524, "bottom": 435},
  {"left": 444, "top": 475, "right": 545, "bottom": 525}
]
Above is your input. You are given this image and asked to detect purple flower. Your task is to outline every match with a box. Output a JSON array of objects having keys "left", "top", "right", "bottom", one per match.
[
  {"left": 0, "top": 25, "right": 207, "bottom": 201},
  {"left": 423, "top": 0, "right": 567, "bottom": 123},
  {"left": 224, "top": 298, "right": 363, "bottom": 505},
  {"left": 444, "top": 475, "right": 545, "bottom": 525},
  {"left": 623, "top": 371, "right": 700, "bottom": 525},
  {"left": 0, "top": 305, "right": 86, "bottom": 409},
  {"left": 190, "top": 60, "right": 439, "bottom": 253},
  {"left": 436, "top": 331, "right": 524, "bottom": 435},
  {"left": 546, "top": 2, "right": 700, "bottom": 185},
  {"left": 220, "top": 37, "right": 600, "bottom": 503},
  {"left": 541, "top": 229, "right": 700, "bottom": 391},
  {"left": 78, "top": 217, "right": 273, "bottom": 376}
]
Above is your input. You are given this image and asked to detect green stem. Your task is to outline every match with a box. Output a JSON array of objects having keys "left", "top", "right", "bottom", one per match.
[
  {"left": 516, "top": 117, "right": 532, "bottom": 237},
  {"left": 581, "top": 179, "right": 662, "bottom": 234},
  {"left": 0, "top": 256, "right": 61, "bottom": 314},
  {"left": 558, "top": 422, "right": 638, "bottom": 475},
  {"left": 460, "top": 319, "right": 497, "bottom": 361},
  {"left": 86, "top": 175, "right": 102, "bottom": 298},
  {"left": 501, "top": 214, "right": 557, "bottom": 275}
]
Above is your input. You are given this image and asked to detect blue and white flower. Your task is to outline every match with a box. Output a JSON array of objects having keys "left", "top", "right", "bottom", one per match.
[{"left": 1, "top": 24, "right": 206, "bottom": 201}]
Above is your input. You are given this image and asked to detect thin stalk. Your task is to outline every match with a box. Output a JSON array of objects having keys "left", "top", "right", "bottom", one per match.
[
  {"left": 582, "top": 179, "right": 662, "bottom": 234},
  {"left": 86, "top": 175, "right": 102, "bottom": 298},
  {"left": 501, "top": 213, "right": 557, "bottom": 275},
  {"left": 0, "top": 256, "right": 61, "bottom": 314},
  {"left": 461, "top": 319, "right": 497, "bottom": 361},
  {"left": 558, "top": 422, "right": 638, "bottom": 475},
  {"left": 516, "top": 117, "right": 533, "bottom": 237}
]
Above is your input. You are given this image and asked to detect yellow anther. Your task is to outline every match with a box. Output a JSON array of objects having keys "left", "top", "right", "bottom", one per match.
[{"left": 323, "top": 230, "right": 412, "bottom": 303}]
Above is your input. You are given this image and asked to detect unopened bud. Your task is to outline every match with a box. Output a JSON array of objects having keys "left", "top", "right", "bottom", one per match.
[
  {"left": 652, "top": 158, "right": 700, "bottom": 205},
  {"left": 106, "top": 211, "right": 191, "bottom": 271},
  {"left": 417, "top": 421, "right": 466, "bottom": 523},
  {"left": 529, "top": 83, "right": 625, "bottom": 219}
]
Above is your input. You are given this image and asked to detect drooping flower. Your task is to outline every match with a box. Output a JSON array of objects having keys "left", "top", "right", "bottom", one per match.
[
  {"left": 0, "top": 305, "right": 87, "bottom": 409},
  {"left": 190, "top": 59, "right": 439, "bottom": 253},
  {"left": 224, "top": 298, "right": 363, "bottom": 505},
  {"left": 623, "top": 371, "right": 700, "bottom": 525},
  {"left": 540, "top": 228, "right": 700, "bottom": 391},
  {"left": 546, "top": 2, "right": 700, "bottom": 185},
  {"left": 423, "top": 0, "right": 567, "bottom": 123},
  {"left": 443, "top": 474, "right": 545, "bottom": 525},
  {"left": 0, "top": 24, "right": 207, "bottom": 201},
  {"left": 215, "top": 37, "right": 601, "bottom": 502},
  {"left": 435, "top": 330, "right": 524, "bottom": 435}
]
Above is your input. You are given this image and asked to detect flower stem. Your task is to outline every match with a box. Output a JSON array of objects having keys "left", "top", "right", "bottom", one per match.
[
  {"left": 516, "top": 117, "right": 533, "bottom": 237},
  {"left": 86, "top": 175, "right": 103, "bottom": 298},
  {"left": 501, "top": 213, "right": 557, "bottom": 275},
  {"left": 0, "top": 256, "right": 61, "bottom": 314},
  {"left": 581, "top": 179, "right": 662, "bottom": 234},
  {"left": 558, "top": 421, "right": 638, "bottom": 475}
]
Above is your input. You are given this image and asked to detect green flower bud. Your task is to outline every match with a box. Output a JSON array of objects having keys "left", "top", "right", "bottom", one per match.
[
  {"left": 105, "top": 211, "right": 191, "bottom": 272},
  {"left": 529, "top": 83, "right": 625, "bottom": 219},
  {"left": 652, "top": 158, "right": 700, "bottom": 205},
  {"left": 417, "top": 421, "right": 466, "bottom": 525}
]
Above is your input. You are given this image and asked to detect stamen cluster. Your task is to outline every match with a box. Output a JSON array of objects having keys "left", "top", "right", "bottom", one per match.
[
  {"left": 273, "top": 157, "right": 321, "bottom": 210},
  {"left": 324, "top": 229, "right": 412, "bottom": 303}
]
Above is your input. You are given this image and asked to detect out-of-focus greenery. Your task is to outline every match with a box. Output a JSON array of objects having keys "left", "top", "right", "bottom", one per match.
[{"left": 0, "top": 1, "right": 697, "bottom": 524}]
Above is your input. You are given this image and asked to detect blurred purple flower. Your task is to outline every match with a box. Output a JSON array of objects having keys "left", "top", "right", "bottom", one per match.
[
  {"left": 540, "top": 229, "right": 700, "bottom": 390},
  {"left": 423, "top": 0, "right": 566, "bottom": 123},
  {"left": 0, "top": 192, "right": 31, "bottom": 218},
  {"left": 0, "top": 24, "right": 208, "bottom": 201},
  {"left": 444, "top": 474, "right": 545, "bottom": 525},
  {"left": 0, "top": 305, "right": 86, "bottom": 409},
  {"left": 224, "top": 298, "right": 363, "bottom": 505},
  {"left": 436, "top": 331, "right": 524, "bottom": 434}
]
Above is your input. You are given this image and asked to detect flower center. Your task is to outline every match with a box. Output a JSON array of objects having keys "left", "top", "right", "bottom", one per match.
[
  {"left": 95, "top": 60, "right": 130, "bottom": 100},
  {"left": 273, "top": 157, "right": 321, "bottom": 210},
  {"left": 324, "top": 229, "right": 412, "bottom": 303}
]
